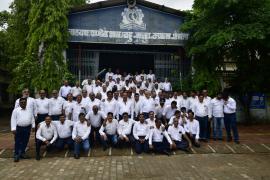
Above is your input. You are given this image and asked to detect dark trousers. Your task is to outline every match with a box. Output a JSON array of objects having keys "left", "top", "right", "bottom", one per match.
[
  {"left": 135, "top": 136, "right": 149, "bottom": 154},
  {"left": 224, "top": 113, "right": 239, "bottom": 141},
  {"left": 118, "top": 134, "right": 135, "bottom": 148},
  {"left": 14, "top": 125, "right": 31, "bottom": 157},
  {"left": 152, "top": 138, "right": 171, "bottom": 153},
  {"left": 207, "top": 119, "right": 211, "bottom": 139},
  {"left": 55, "top": 137, "right": 73, "bottom": 150},
  {"left": 90, "top": 126, "right": 101, "bottom": 146},
  {"left": 36, "top": 139, "right": 54, "bottom": 156},
  {"left": 196, "top": 116, "right": 208, "bottom": 140},
  {"left": 51, "top": 114, "right": 61, "bottom": 121},
  {"left": 187, "top": 133, "right": 200, "bottom": 147},
  {"left": 174, "top": 140, "right": 189, "bottom": 150},
  {"left": 36, "top": 114, "right": 48, "bottom": 124},
  {"left": 100, "top": 134, "right": 118, "bottom": 148}
]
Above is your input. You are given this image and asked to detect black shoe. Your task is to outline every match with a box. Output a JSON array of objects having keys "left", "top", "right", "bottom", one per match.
[
  {"left": 14, "top": 156, "right": 19, "bottom": 162},
  {"left": 74, "top": 154, "right": 80, "bottom": 159},
  {"left": 103, "top": 145, "right": 108, "bottom": 151},
  {"left": 218, "top": 138, "right": 223, "bottom": 141},
  {"left": 20, "top": 154, "right": 30, "bottom": 159},
  {"left": 163, "top": 150, "right": 171, "bottom": 156},
  {"left": 227, "top": 137, "right": 232, "bottom": 142},
  {"left": 234, "top": 140, "right": 240, "bottom": 144},
  {"left": 36, "top": 155, "right": 41, "bottom": 161}
]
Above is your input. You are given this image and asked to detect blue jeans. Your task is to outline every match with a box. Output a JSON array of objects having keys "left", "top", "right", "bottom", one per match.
[
  {"left": 135, "top": 137, "right": 149, "bottom": 154},
  {"left": 196, "top": 116, "right": 208, "bottom": 140},
  {"left": 74, "top": 139, "right": 90, "bottom": 155},
  {"left": 100, "top": 134, "right": 118, "bottom": 148},
  {"left": 224, "top": 113, "right": 239, "bottom": 141},
  {"left": 152, "top": 138, "right": 170, "bottom": 154},
  {"left": 55, "top": 137, "right": 74, "bottom": 150},
  {"left": 14, "top": 125, "right": 31, "bottom": 157},
  {"left": 212, "top": 117, "right": 223, "bottom": 139}
]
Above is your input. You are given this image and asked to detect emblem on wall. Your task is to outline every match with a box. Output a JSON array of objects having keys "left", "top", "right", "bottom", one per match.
[{"left": 119, "top": 6, "right": 146, "bottom": 30}]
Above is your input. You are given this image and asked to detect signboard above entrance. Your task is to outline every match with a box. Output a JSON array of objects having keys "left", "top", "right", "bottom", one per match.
[{"left": 68, "top": 4, "right": 188, "bottom": 45}]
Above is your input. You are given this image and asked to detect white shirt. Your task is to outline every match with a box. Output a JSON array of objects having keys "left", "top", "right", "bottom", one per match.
[
  {"left": 140, "top": 98, "right": 156, "bottom": 113},
  {"left": 11, "top": 107, "right": 35, "bottom": 131},
  {"left": 99, "top": 119, "right": 118, "bottom": 136},
  {"left": 224, "top": 97, "right": 236, "bottom": 114},
  {"left": 71, "top": 86, "right": 82, "bottom": 97},
  {"left": 180, "top": 98, "right": 189, "bottom": 110},
  {"left": 59, "top": 85, "right": 71, "bottom": 98},
  {"left": 36, "top": 122, "right": 58, "bottom": 143},
  {"left": 145, "top": 118, "right": 156, "bottom": 129},
  {"left": 88, "top": 98, "right": 101, "bottom": 111},
  {"left": 132, "top": 121, "right": 150, "bottom": 140},
  {"left": 52, "top": 120, "right": 74, "bottom": 139},
  {"left": 14, "top": 97, "right": 36, "bottom": 115},
  {"left": 105, "top": 72, "right": 114, "bottom": 81},
  {"left": 83, "top": 84, "right": 93, "bottom": 96},
  {"left": 163, "top": 82, "right": 172, "bottom": 91},
  {"left": 72, "top": 121, "right": 91, "bottom": 140},
  {"left": 101, "top": 99, "right": 118, "bottom": 117},
  {"left": 117, "top": 119, "right": 135, "bottom": 137},
  {"left": 163, "top": 106, "right": 178, "bottom": 119},
  {"left": 85, "top": 111, "right": 106, "bottom": 128},
  {"left": 81, "top": 97, "right": 91, "bottom": 107},
  {"left": 35, "top": 98, "right": 49, "bottom": 115},
  {"left": 69, "top": 102, "right": 88, "bottom": 122},
  {"left": 192, "top": 101, "right": 210, "bottom": 117},
  {"left": 186, "top": 119, "right": 200, "bottom": 139},
  {"left": 133, "top": 100, "right": 142, "bottom": 118},
  {"left": 147, "top": 74, "right": 155, "bottom": 82},
  {"left": 168, "top": 125, "right": 186, "bottom": 141},
  {"left": 49, "top": 97, "right": 64, "bottom": 115},
  {"left": 63, "top": 101, "right": 74, "bottom": 117},
  {"left": 155, "top": 105, "right": 165, "bottom": 119},
  {"left": 149, "top": 126, "right": 172, "bottom": 145},
  {"left": 210, "top": 98, "right": 224, "bottom": 118},
  {"left": 92, "top": 86, "right": 102, "bottom": 95},
  {"left": 188, "top": 97, "right": 198, "bottom": 110},
  {"left": 118, "top": 100, "right": 134, "bottom": 119}
]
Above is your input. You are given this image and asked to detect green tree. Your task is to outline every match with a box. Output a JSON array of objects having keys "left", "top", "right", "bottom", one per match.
[
  {"left": 182, "top": 0, "right": 270, "bottom": 121},
  {"left": 9, "top": 0, "right": 86, "bottom": 93}
]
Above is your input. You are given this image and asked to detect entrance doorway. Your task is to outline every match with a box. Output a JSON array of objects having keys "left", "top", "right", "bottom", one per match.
[{"left": 99, "top": 52, "right": 154, "bottom": 75}]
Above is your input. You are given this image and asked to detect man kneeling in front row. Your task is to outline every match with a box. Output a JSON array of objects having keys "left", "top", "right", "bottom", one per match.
[
  {"left": 168, "top": 118, "right": 192, "bottom": 152},
  {"left": 36, "top": 116, "right": 58, "bottom": 160},
  {"left": 149, "top": 119, "right": 174, "bottom": 156}
]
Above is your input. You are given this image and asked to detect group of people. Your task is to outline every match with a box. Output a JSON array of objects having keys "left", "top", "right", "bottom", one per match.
[{"left": 10, "top": 69, "right": 239, "bottom": 162}]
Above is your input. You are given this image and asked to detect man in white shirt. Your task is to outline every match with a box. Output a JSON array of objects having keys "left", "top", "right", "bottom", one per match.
[
  {"left": 149, "top": 119, "right": 173, "bottom": 155},
  {"left": 140, "top": 91, "right": 156, "bottom": 119},
  {"left": 188, "top": 91, "right": 198, "bottom": 111},
  {"left": 133, "top": 93, "right": 142, "bottom": 121},
  {"left": 202, "top": 89, "right": 212, "bottom": 139},
  {"left": 163, "top": 78, "right": 172, "bottom": 92},
  {"left": 14, "top": 88, "right": 36, "bottom": 116},
  {"left": 163, "top": 101, "right": 178, "bottom": 126},
  {"left": 68, "top": 95, "right": 87, "bottom": 122},
  {"left": 81, "top": 90, "right": 90, "bottom": 107},
  {"left": 49, "top": 90, "right": 64, "bottom": 121},
  {"left": 63, "top": 93, "right": 74, "bottom": 118},
  {"left": 180, "top": 92, "right": 189, "bottom": 110},
  {"left": 147, "top": 70, "right": 155, "bottom": 82},
  {"left": 83, "top": 79, "right": 93, "bottom": 96},
  {"left": 118, "top": 92, "right": 134, "bottom": 120},
  {"left": 105, "top": 68, "right": 114, "bottom": 82},
  {"left": 36, "top": 116, "right": 58, "bottom": 160},
  {"left": 59, "top": 80, "right": 71, "bottom": 100},
  {"left": 117, "top": 112, "right": 136, "bottom": 148},
  {"left": 53, "top": 114, "right": 74, "bottom": 151},
  {"left": 155, "top": 99, "right": 165, "bottom": 119},
  {"left": 101, "top": 91, "right": 118, "bottom": 118},
  {"left": 71, "top": 82, "right": 82, "bottom": 100},
  {"left": 85, "top": 105, "right": 106, "bottom": 146},
  {"left": 168, "top": 118, "right": 192, "bottom": 152},
  {"left": 99, "top": 112, "right": 118, "bottom": 150},
  {"left": 35, "top": 90, "right": 49, "bottom": 125},
  {"left": 133, "top": 113, "right": 150, "bottom": 154},
  {"left": 223, "top": 93, "right": 239, "bottom": 144},
  {"left": 186, "top": 111, "right": 200, "bottom": 147},
  {"left": 11, "top": 98, "right": 35, "bottom": 162},
  {"left": 192, "top": 94, "right": 211, "bottom": 141},
  {"left": 72, "top": 113, "right": 91, "bottom": 159},
  {"left": 210, "top": 92, "right": 224, "bottom": 140}
]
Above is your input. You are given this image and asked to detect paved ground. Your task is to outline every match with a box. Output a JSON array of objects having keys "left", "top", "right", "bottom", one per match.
[{"left": 1, "top": 114, "right": 270, "bottom": 179}]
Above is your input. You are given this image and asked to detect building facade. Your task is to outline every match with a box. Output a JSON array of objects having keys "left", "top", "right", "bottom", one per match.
[{"left": 67, "top": 0, "right": 190, "bottom": 83}]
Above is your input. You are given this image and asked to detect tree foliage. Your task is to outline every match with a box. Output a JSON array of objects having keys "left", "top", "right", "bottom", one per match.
[
  {"left": 8, "top": 0, "right": 86, "bottom": 94},
  {"left": 181, "top": 0, "right": 270, "bottom": 96}
]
